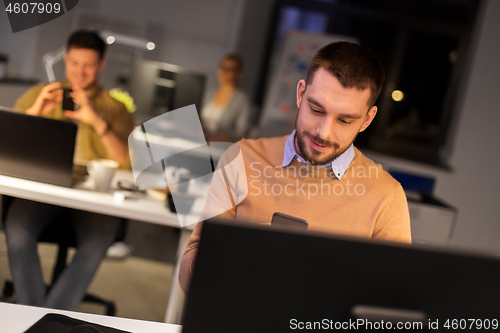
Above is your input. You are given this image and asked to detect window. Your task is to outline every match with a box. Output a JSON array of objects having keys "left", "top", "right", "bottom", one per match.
[{"left": 257, "top": 0, "right": 481, "bottom": 167}]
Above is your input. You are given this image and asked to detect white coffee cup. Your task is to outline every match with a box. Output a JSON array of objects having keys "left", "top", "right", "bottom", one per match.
[{"left": 87, "top": 159, "right": 119, "bottom": 192}]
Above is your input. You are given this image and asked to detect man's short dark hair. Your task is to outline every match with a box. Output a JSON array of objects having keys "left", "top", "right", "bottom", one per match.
[
  {"left": 67, "top": 30, "right": 106, "bottom": 60},
  {"left": 306, "top": 42, "right": 385, "bottom": 107}
]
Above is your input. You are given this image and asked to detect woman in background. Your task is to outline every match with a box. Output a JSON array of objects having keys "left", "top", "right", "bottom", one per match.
[{"left": 200, "top": 53, "right": 252, "bottom": 142}]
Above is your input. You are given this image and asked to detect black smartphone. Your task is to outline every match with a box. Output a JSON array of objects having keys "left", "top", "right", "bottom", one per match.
[
  {"left": 62, "top": 88, "right": 75, "bottom": 111},
  {"left": 271, "top": 212, "right": 308, "bottom": 230}
]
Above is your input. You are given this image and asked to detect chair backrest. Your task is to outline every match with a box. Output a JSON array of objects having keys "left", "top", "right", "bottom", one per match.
[
  {"left": 2, "top": 195, "right": 127, "bottom": 246},
  {"left": 1, "top": 195, "right": 14, "bottom": 224}
]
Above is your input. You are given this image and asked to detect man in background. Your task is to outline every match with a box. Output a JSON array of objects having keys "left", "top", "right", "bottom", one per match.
[
  {"left": 4, "top": 30, "right": 134, "bottom": 310},
  {"left": 180, "top": 42, "right": 411, "bottom": 292}
]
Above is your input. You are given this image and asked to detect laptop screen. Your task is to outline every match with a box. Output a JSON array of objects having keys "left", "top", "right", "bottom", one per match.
[
  {"left": 0, "top": 106, "right": 77, "bottom": 187},
  {"left": 182, "top": 219, "right": 500, "bottom": 332}
]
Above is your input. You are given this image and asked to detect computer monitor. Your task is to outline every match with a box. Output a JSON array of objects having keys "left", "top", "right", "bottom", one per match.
[
  {"left": 0, "top": 106, "right": 77, "bottom": 187},
  {"left": 182, "top": 219, "right": 500, "bottom": 332}
]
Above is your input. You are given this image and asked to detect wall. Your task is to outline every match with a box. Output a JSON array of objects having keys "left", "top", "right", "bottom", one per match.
[
  {"left": 0, "top": 0, "right": 246, "bottom": 93},
  {"left": 0, "top": 14, "right": 39, "bottom": 80},
  {"left": 365, "top": 0, "right": 500, "bottom": 256},
  {"left": 235, "top": 0, "right": 275, "bottom": 101}
]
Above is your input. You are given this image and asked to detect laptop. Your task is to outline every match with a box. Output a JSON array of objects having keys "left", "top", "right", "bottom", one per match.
[
  {"left": 0, "top": 106, "right": 77, "bottom": 187},
  {"left": 182, "top": 218, "right": 500, "bottom": 332}
]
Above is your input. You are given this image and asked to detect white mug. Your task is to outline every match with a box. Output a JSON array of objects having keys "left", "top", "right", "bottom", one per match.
[{"left": 87, "top": 159, "right": 119, "bottom": 192}]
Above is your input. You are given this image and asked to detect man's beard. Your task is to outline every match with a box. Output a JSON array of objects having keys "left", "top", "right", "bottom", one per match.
[{"left": 295, "top": 130, "right": 357, "bottom": 166}]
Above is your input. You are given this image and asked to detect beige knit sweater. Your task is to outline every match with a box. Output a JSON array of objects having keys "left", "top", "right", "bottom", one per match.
[{"left": 180, "top": 135, "right": 411, "bottom": 291}]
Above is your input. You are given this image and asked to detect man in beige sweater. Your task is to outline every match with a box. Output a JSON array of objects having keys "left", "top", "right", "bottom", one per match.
[{"left": 180, "top": 42, "right": 411, "bottom": 292}]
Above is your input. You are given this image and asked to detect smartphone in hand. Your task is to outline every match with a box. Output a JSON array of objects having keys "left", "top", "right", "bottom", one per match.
[
  {"left": 271, "top": 212, "right": 308, "bottom": 230},
  {"left": 62, "top": 88, "right": 75, "bottom": 111}
]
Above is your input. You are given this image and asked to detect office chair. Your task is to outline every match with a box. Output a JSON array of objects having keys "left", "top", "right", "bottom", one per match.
[{"left": 1, "top": 195, "right": 127, "bottom": 316}]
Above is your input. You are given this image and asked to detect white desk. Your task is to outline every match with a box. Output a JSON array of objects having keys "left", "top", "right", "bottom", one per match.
[
  {"left": 0, "top": 302, "right": 182, "bottom": 333},
  {"left": 0, "top": 171, "right": 179, "bottom": 226},
  {"left": 0, "top": 171, "right": 193, "bottom": 324}
]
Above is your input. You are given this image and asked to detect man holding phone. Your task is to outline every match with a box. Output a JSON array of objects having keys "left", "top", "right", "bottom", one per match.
[
  {"left": 17, "top": 31, "right": 132, "bottom": 167},
  {"left": 4, "top": 30, "right": 134, "bottom": 310},
  {"left": 180, "top": 42, "right": 411, "bottom": 292}
]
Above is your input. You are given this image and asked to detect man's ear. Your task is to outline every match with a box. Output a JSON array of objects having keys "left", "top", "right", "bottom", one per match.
[
  {"left": 296, "top": 79, "right": 306, "bottom": 109},
  {"left": 359, "top": 106, "right": 377, "bottom": 132}
]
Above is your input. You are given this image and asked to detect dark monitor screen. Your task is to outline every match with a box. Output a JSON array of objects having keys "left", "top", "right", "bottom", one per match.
[
  {"left": 0, "top": 106, "right": 76, "bottom": 187},
  {"left": 182, "top": 219, "right": 500, "bottom": 332}
]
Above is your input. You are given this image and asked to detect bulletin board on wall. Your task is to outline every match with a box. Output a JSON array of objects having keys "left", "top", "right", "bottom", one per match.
[{"left": 257, "top": 30, "right": 358, "bottom": 138}]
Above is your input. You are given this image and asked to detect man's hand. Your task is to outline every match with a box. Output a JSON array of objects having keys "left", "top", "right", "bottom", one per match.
[
  {"left": 25, "top": 82, "right": 63, "bottom": 117},
  {"left": 64, "top": 86, "right": 107, "bottom": 135},
  {"left": 64, "top": 85, "right": 128, "bottom": 164}
]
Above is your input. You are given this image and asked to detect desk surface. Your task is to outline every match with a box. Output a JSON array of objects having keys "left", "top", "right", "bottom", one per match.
[
  {"left": 0, "top": 170, "right": 198, "bottom": 324},
  {"left": 0, "top": 302, "right": 182, "bottom": 333},
  {"left": 0, "top": 171, "right": 195, "bottom": 228}
]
